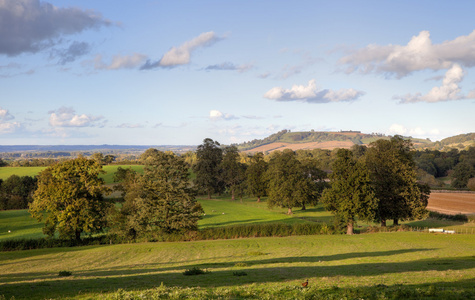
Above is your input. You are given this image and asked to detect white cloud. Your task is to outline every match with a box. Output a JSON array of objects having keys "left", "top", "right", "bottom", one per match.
[
  {"left": 209, "top": 110, "right": 238, "bottom": 121},
  {"left": 263, "top": 79, "right": 365, "bottom": 103},
  {"left": 49, "top": 107, "right": 104, "bottom": 127},
  {"left": 141, "top": 31, "right": 223, "bottom": 69},
  {"left": 0, "top": 107, "right": 20, "bottom": 133},
  {"left": 0, "top": 0, "right": 111, "bottom": 56},
  {"left": 387, "top": 124, "right": 440, "bottom": 139},
  {"left": 394, "top": 64, "right": 475, "bottom": 103},
  {"left": 340, "top": 30, "right": 475, "bottom": 78},
  {"left": 92, "top": 53, "right": 147, "bottom": 70}
]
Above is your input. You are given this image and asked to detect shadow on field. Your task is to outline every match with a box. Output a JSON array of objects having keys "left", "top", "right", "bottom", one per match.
[{"left": 1, "top": 250, "right": 475, "bottom": 299}]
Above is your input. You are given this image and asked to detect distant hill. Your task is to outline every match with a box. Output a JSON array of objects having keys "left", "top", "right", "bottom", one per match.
[{"left": 236, "top": 130, "right": 475, "bottom": 153}]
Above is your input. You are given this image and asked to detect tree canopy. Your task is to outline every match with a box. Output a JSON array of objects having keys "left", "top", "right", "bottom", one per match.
[
  {"left": 193, "top": 138, "right": 223, "bottom": 199},
  {"left": 29, "top": 157, "right": 111, "bottom": 241},
  {"left": 321, "top": 149, "right": 377, "bottom": 234}
]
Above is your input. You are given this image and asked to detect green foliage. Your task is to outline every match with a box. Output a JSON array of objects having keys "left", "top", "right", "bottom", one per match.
[
  {"left": 109, "top": 149, "right": 203, "bottom": 239},
  {"left": 428, "top": 211, "right": 468, "bottom": 222},
  {"left": 321, "top": 149, "right": 377, "bottom": 234},
  {"left": 266, "top": 149, "right": 323, "bottom": 214},
  {"left": 192, "top": 138, "right": 223, "bottom": 198},
  {"left": 29, "top": 157, "right": 111, "bottom": 241},
  {"left": 0, "top": 175, "right": 37, "bottom": 210},
  {"left": 220, "top": 145, "right": 246, "bottom": 201},
  {"left": 366, "top": 136, "right": 429, "bottom": 226},
  {"left": 451, "top": 162, "right": 475, "bottom": 188},
  {"left": 58, "top": 271, "right": 72, "bottom": 277},
  {"left": 182, "top": 267, "right": 210, "bottom": 275},
  {"left": 245, "top": 152, "right": 268, "bottom": 202}
]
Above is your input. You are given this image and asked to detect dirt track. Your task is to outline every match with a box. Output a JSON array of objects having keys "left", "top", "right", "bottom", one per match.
[{"left": 427, "top": 192, "right": 475, "bottom": 215}]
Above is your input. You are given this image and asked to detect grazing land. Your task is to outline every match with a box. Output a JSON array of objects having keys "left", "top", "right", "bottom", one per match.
[{"left": 0, "top": 232, "right": 474, "bottom": 299}]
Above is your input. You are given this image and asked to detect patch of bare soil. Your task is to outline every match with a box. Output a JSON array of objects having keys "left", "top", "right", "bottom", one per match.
[{"left": 427, "top": 192, "right": 475, "bottom": 215}]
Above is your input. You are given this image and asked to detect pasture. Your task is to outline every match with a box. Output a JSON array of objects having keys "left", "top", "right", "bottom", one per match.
[{"left": 0, "top": 232, "right": 474, "bottom": 299}]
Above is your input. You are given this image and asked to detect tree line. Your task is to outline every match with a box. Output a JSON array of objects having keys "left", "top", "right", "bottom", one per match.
[{"left": 4, "top": 135, "right": 470, "bottom": 241}]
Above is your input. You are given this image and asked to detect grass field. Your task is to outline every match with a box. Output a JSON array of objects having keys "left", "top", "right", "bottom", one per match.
[
  {"left": 0, "top": 165, "right": 144, "bottom": 184},
  {"left": 0, "top": 232, "right": 474, "bottom": 299}
]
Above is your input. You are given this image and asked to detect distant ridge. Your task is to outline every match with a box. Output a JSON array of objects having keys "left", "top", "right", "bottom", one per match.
[
  {"left": 237, "top": 130, "right": 474, "bottom": 152},
  {"left": 0, "top": 145, "right": 196, "bottom": 153}
]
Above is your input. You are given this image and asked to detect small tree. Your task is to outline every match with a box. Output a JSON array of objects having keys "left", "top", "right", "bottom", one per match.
[
  {"left": 29, "top": 157, "right": 111, "bottom": 241},
  {"left": 451, "top": 162, "right": 475, "bottom": 189},
  {"left": 321, "top": 149, "right": 378, "bottom": 235}
]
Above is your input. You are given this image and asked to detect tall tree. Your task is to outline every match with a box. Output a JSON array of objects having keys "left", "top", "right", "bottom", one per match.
[
  {"left": 193, "top": 138, "right": 223, "bottom": 199},
  {"left": 29, "top": 157, "right": 111, "bottom": 241},
  {"left": 266, "top": 149, "right": 320, "bottom": 214},
  {"left": 246, "top": 152, "right": 268, "bottom": 202},
  {"left": 111, "top": 149, "right": 203, "bottom": 238},
  {"left": 365, "top": 136, "right": 429, "bottom": 226},
  {"left": 220, "top": 145, "right": 246, "bottom": 201},
  {"left": 321, "top": 149, "right": 377, "bottom": 235}
]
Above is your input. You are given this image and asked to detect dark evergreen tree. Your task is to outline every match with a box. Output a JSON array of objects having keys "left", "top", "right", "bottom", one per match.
[
  {"left": 220, "top": 145, "right": 246, "bottom": 201},
  {"left": 246, "top": 152, "right": 268, "bottom": 202},
  {"left": 193, "top": 138, "right": 223, "bottom": 199}
]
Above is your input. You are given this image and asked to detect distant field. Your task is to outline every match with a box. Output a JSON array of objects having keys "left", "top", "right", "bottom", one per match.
[
  {"left": 427, "top": 192, "right": 475, "bottom": 215},
  {"left": 0, "top": 165, "right": 144, "bottom": 184},
  {"left": 246, "top": 141, "right": 354, "bottom": 153}
]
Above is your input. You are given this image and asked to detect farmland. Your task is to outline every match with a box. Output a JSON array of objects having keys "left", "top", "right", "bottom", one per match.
[{"left": 427, "top": 192, "right": 475, "bottom": 215}]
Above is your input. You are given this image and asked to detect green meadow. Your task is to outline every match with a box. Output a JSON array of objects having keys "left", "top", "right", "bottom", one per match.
[{"left": 1, "top": 196, "right": 475, "bottom": 299}]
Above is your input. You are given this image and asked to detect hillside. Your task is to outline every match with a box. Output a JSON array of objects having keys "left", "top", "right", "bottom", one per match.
[{"left": 237, "top": 130, "right": 434, "bottom": 152}]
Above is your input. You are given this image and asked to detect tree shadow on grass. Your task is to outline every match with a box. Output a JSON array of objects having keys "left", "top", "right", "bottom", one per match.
[{"left": 3, "top": 249, "right": 475, "bottom": 299}]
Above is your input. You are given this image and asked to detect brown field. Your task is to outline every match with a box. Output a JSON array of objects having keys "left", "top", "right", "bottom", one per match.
[
  {"left": 246, "top": 141, "right": 354, "bottom": 153},
  {"left": 427, "top": 192, "right": 475, "bottom": 215}
]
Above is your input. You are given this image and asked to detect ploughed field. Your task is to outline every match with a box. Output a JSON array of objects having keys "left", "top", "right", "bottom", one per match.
[{"left": 427, "top": 192, "right": 475, "bottom": 215}]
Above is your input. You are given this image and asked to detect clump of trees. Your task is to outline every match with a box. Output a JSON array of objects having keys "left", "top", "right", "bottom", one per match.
[
  {"left": 0, "top": 175, "right": 37, "bottom": 210},
  {"left": 109, "top": 149, "right": 203, "bottom": 240}
]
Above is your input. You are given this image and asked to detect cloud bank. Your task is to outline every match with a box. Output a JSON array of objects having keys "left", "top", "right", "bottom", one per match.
[
  {"left": 339, "top": 30, "right": 475, "bottom": 78},
  {"left": 0, "top": 0, "right": 111, "bottom": 56},
  {"left": 264, "top": 79, "right": 365, "bottom": 103},
  {"left": 0, "top": 107, "right": 21, "bottom": 133}
]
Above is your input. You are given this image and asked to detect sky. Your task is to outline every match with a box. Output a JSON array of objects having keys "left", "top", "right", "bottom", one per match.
[{"left": 1, "top": 0, "right": 474, "bottom": 146}]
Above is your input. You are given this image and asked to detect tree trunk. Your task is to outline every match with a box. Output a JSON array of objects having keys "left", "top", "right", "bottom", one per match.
[
  {"left": 381, "top": 219, "right": 386, "bottom": 227},
  {"left": 208, "top": 190, "right": 211, "bottom": 200},
  {"left": 75, "top": 229, "right": 81, "bottom": 242},
  {"left": 257, "top": 196, "right": 261, "bottom": 202},
  {"left": 347, "top": 221, "right": 354, "bottom": 235},
  {"left": 287, "top": 208, "right": 293, "bottom": 215},
  {"left": 301, "top": 203, "right": 306, "bottom": 210},
  {"left": 393, "top": 218, "right": 399, "bottom": 225},
  {"left": 231, "top": 188, "right": 235, "bottom": 201}
]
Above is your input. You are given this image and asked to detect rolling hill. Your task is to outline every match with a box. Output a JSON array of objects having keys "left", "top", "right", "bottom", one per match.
[{"left": 237, "top": 130, "right": 474, "bottom": 153}]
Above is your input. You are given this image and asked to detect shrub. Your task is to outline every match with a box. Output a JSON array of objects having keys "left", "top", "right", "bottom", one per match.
[
  {"left": 429, "top": 211, "right": 468, "bottom": 222},
  {"left": 182, "top": 267, "right": 210, "bottom": 276},
  {"left": 233, "top": 271, "right": 247, "bottom": 276},
  {"left": 58, "top": 271, "right": 72, "bottom": 277}
]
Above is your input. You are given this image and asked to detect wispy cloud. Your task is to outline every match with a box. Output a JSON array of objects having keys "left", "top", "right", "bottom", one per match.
[
  {"left": 0, "top": 0, "right": 112, "bottom": 56},
  {"left": 51, "top": 41, "right": 91, "bottom": 65},
  {"left": 92, "top": 53, "right": 147, "bottom": 70},
  {"left": 48, "top": 107, "right": 105, "bottom": 127},
  {"left": 205, "top": 62, "right": 253, "bottom": 73},
  {"left": 116, "top": 123, "right": 144, "bottom": 128},
  {"left": 264, "top": 79, "right": 365, "bottom": 103},
  {"left": 141, "top": 31, "right": 224, "bottom": 70}
]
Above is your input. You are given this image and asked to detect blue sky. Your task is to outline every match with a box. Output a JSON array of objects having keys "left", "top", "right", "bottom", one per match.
[{"left": 1, "top": 0, "right": 474, "bottom": 145}]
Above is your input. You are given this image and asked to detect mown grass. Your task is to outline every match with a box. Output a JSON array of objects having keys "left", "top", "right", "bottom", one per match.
[{"left": 0, "top": 233, "right": 474, "bottom": 299}]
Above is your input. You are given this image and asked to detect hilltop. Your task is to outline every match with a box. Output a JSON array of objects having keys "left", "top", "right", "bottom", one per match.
[{"left": 237, "top": 130, "right": 475, "bottom": 153}]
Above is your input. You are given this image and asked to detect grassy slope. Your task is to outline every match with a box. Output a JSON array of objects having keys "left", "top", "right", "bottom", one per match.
[{"left": 0, "top": 233, "right": 474, "bottom": 299}]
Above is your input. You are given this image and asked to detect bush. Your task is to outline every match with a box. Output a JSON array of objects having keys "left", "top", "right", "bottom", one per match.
[
  {"left": 429, "top": 211, "right": 468, "bottom": 222},
  {"left": 58, "top": 271, "right": 72, "bottom": 277},
  {"left": 182, "top": 267, "right": 210, "bottom": 276},
  {"left": 233, "top": 271, "right": 247, "bottom": 276}
]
